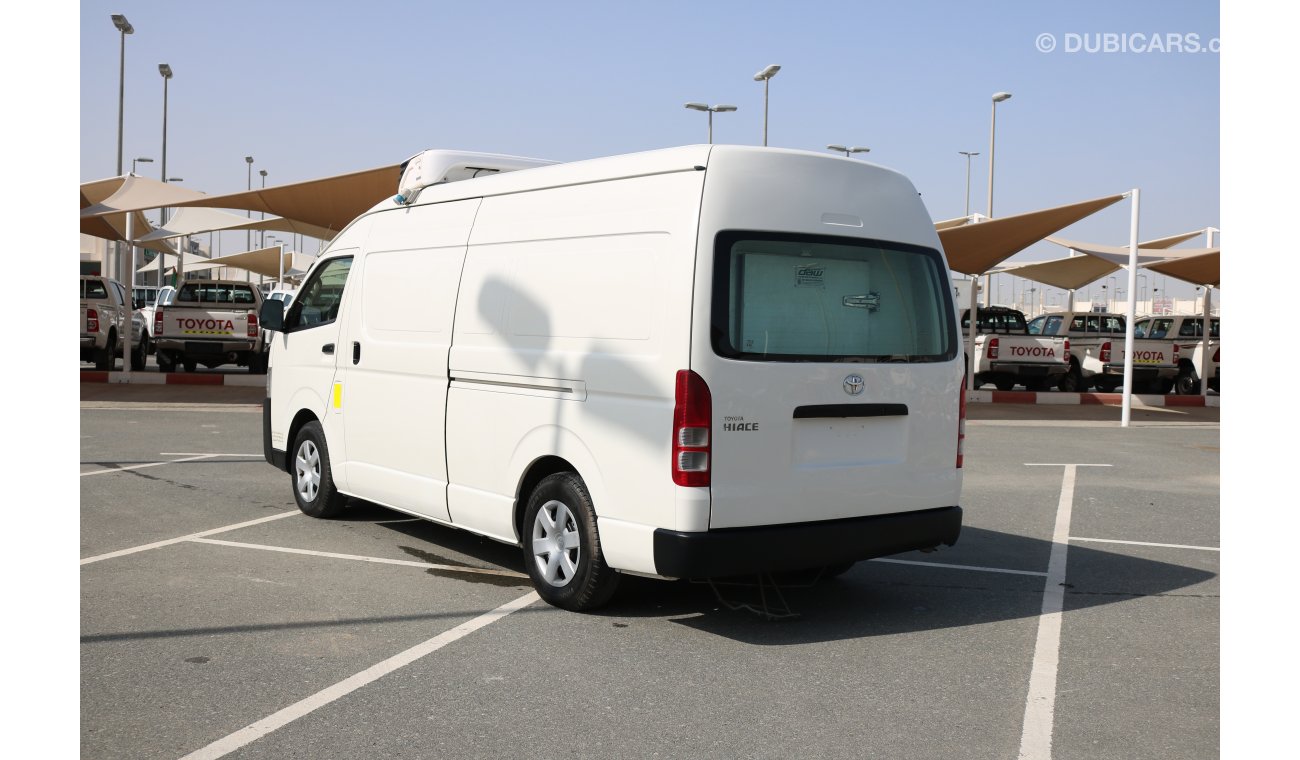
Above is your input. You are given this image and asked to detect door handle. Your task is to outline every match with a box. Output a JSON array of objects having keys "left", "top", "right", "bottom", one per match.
[
  {"left": 321, "top": 343, "right": 335, "bottom": 355},
  {"left": 352, "top": 342, "right": 361, "bottom": 365}
]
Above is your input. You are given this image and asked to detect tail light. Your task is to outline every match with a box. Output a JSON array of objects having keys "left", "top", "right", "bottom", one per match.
[
  {"left": 1100, "top": 341, "right": 1112, "bottom": 363},
  {"left": 987, "top": 337, "right": 999, "bottom": 360},
  {"left": 1063, "top": 338, "right": 1070, "bottom": 362},
  {"left": 672, "top": 370, "right": 711, "bottom": 487},
  {"left": 154, "top": 308, "right": 164, "bottom": 337},
  {"left": 247, "top": 312, "right": 259, "bottom": 338},
  {"left": 957, "top": 382, "right": 967, "bottom": 469},
  {"left": 1172, "top": 343, "right": 1179, "bottom": 364},
  {"left": 87, "top": 308, "right": 100, "bottom": 334}
]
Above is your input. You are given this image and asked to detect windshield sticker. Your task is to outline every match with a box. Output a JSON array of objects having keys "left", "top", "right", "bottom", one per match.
[{"left": 795, "top": 265, "right": 825, "bottom": 288}]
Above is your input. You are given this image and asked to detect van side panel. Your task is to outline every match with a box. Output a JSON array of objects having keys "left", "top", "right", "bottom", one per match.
[
  {"left": 446, "top": 171, "right": 705, "bottom": 547},
  {"left": 334, "top": 200, "right": 481, "bottom": 522}
]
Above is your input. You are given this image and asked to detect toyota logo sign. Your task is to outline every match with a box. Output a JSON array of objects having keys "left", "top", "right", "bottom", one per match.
[{"left": 843, "top": 374, "right": 864, "bottom": 396}]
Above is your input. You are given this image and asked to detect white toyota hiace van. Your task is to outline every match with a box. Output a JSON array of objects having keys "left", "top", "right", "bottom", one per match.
[{"left": 261, "top": 145, "right": 965, "bottom": 611}]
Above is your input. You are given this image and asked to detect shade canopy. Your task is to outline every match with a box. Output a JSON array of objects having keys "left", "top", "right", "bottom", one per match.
[
  {"left": 80, "top": 175, "right": 181, "bottom": 254},
  {"left": 135, "top": 207, "right": 339, "bottom": 244},
  {"left": 995, "top": 238, "right": 1220, "bottom": 290},
  {"left": 1143, "top": 250, "right": 1220, "bottom": 288},
  {"left": 171, "top": 163, "right": 402, "bottom": 234},
  {"left": 937, "top": 194, "right": 1126, "bottom": 276},
  {"left": 175, "top": 246, "right": 315, "bottom": 280}
]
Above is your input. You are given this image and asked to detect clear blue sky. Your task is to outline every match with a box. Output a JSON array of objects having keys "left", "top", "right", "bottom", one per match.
[{"left": 79, "top": 0, "right": 1219, "bottom": 298}]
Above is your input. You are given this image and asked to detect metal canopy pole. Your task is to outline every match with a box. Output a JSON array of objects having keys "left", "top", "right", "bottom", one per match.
[
  {"left": 966, "top": 278, "right": 978, "bottom": 392},
  {"left": 1121, "top": 189, "right": 1139, "bottom": 427},
  {"left": 121, "top": 214, "right": 134, "bottom": 379},
  {"left": 1201, "top": 227, "right": 1216, "bottom": 399}
]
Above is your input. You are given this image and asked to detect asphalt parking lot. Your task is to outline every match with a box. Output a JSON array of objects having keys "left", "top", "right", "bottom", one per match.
[{"left": 80, "top": 384, "right": 1219, "bottom": 760}]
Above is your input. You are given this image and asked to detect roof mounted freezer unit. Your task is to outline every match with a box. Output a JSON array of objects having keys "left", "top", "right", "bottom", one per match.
[{"left": 394, "top": 149, "right": 558, "bottom": 205}]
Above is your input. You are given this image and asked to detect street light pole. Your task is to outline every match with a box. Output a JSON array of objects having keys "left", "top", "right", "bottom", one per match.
[
  {"left": 827, "top": 145, "right": 870, "bottom": 158},
  {"left": 684, "top": 103, "right": 737, "bottom": 144},
  {"left": 753, "top": 64, "right": 781, "bottom": 146},
  {"left": 131, "top": 157, "right": 153, "bottom": 174},
  {"left": 984, "top": 92, "right": 1011, "bottom": 306},
  {"left": 959, "top": 151, "right": 980, "bottom": 217},
  {"left": 159, "top": 63, "right": 173, "bottom": 226},
  {"left": 111, "top": 14, "right": 134, "bottom": 281}
]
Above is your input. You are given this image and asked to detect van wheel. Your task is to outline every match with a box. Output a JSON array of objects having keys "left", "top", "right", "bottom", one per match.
[
  {"left": 522, "top": 473, "right": 620, "bottom": 611},
  {"left": 292, "top": 421, "right": 347, "bottom": 518}
]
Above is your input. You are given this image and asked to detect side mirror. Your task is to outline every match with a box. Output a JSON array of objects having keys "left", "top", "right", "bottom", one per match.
[{"left": 259, "top": 299, "right": 285, "bottom": 332}]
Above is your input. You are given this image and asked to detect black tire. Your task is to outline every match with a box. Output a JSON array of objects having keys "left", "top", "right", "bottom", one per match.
[
  {"left": 822, "top": 561, "right": 856, "bottom": 578},
  {"left": 131, "top": 335, "right": 148, "bottom": 371},
  {"left": 1058, "top": 364, "right": 1084, "bottom": 392},
  {"left": 94, "top": 330, "right": 116, "bottom": 371},
  {"left": 994, "top": 376, "right": 1016, "bottom": 392},
  {"left": 249, "top": 351, "right": 268, "bottom": 375},
  {"left": 522, "top": 472, "right": 620, "bottom": 611},
  {"left": 157, "top": 351, "right": 175, "bottom": 373},
  {"left": 1175, "top": 372, "right": 1199, "bottom": 395},
  {"left": 291, "top": 421, "right": 348, "bottom": 518},
  {"left": 182, "top": 357, "right": 197, "bottom": 373},
  {"left": 1093, "top": 377, "right": 1119, "bottom": 393},
  {"left": 1154, "top": 378, "right": 1175, "bottom": 395},
  {"left": 1024, "top": 378, "right": 1049, "bottom": 392}
]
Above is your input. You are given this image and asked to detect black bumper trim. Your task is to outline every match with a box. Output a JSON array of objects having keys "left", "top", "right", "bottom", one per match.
[
  {"left": 653, "top": 506, "right": 962, "bottom": 579},
  {"left": 793, "top": 403, "right": 908, "bottom": 419},
  {"left": 264, "top": 398, "right": 287, "bottom": 472}
]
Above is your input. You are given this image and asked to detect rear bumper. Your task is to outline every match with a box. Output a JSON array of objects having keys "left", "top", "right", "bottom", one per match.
[
  {"left": 157, "top": 339, "right": 258, "bottom": 356},
  {"left": 1102, "top": 364, "right": 1178, "bottom": 379},
  {"left": 652, "top": 506, "right": 962, "bottom": 579},
  {"left": 989, "top": 362, "right": 1067, "bottom": 376}
]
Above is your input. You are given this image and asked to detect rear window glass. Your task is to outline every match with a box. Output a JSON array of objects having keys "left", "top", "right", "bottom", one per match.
[
  {"left": 711, "top": 232, "right": 956, "bottom": 362},
  {"left": 82, "top": 280, "right": 108, "bottom": 299},
  {"left": 961, "top": 309, "right": 1027, "bottom": 333},
  {"left": 177, "top": 283, "right": 258, "bottom": 304},
  {"left": 1068, "top": 314, "right": 1125, "bottom": 333}
]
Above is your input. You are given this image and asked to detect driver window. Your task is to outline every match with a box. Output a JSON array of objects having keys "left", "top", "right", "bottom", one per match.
[{"left": 284, "top": 257, "right": 354, "bottom": 331}]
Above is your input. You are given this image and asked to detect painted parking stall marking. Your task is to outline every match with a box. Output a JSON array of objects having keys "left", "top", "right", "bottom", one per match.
[
  {"left": 1017, "top": 463, "right": 1112, "bottom": 760},
  {"left": 178, "top": 590, "right": 540, "bottom": 760}
]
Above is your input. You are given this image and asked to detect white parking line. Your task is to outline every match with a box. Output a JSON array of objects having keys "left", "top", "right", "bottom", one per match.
[
  {"left": 79, "top": 512, "right": 300, "bottom": 566},
  {"left": 178, "top": 590, "right": 540, "bottom": 760},
  {"left": 1017, "top": 463, "right": 1109, "bottom": 760},
  {"left": 159, "top": 452, "right": 262, "bottom": 457},
  {"left": 870, "top": 557, "right": 1048, "bottom": 577},
  {"left": 1070, "top": 537, "right": 1220, "bottom": 552},
  {"left": 80, "top": 453, "right": 218, "bottom": 477},
  {"left": 190, "top": 538, "right": 528, "bottom": 578}
]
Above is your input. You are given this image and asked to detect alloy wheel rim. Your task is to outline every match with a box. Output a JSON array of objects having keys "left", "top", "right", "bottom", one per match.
[
  {"left": 532, "top": 499, "right": 581, "bottom": 587},
  {"left": 296, "top": 439, "right": 320, "bottom": 502}
]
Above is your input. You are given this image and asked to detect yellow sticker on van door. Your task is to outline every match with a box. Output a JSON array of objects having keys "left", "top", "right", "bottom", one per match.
[{"left": 332, "top": 382, "right": 343, "bottom": 411}]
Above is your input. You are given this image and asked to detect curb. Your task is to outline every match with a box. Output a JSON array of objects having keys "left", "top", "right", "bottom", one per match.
[
  {"left": 81, "top": 371, "right": 266, "bottom": 387},
  {"left": 966, "top": 390, "right": 1219, "bottom": 407}
]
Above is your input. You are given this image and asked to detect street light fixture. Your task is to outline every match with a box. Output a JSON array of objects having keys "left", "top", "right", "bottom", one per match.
[
  {"left": 827, "top": 145, "right": 870, "bottom": 157},
  {"left": 959, "top": 150, "right": 980, "bottom": 216},
  {"left": 131, "top": 157, "right": 153, "bottom": 174},
  {"left": 684, "top": 102, "right": 737, "bottom": 144},
  {"left": 753, "top": 64, "right": 781, "bottom": 146}
]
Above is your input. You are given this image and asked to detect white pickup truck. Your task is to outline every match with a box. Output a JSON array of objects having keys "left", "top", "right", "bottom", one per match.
[
  {"left": 962, "top": 306, "right": 1070, "bottom": 391},
  {"left": 1133, "top": 315, "right": 1220, "bottom": 394},
  {"left": 1028, "top": 311, "right": 1180, "bottom": 393},
  {"left": 152, "top": 280, "right": 266, "bottom": 373},
  {"left": 80, "top": 275, "right": 147, "bottom": 370}
]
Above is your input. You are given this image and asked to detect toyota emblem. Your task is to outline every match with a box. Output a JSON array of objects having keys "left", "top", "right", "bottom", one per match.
[{"left": 843, "top": 374, "right": 864, "bottom": 396}]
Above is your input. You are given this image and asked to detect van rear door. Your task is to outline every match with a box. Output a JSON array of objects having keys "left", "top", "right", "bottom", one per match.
[{"left": 700, "top": 232, "right": 962, "bottom": 530}]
